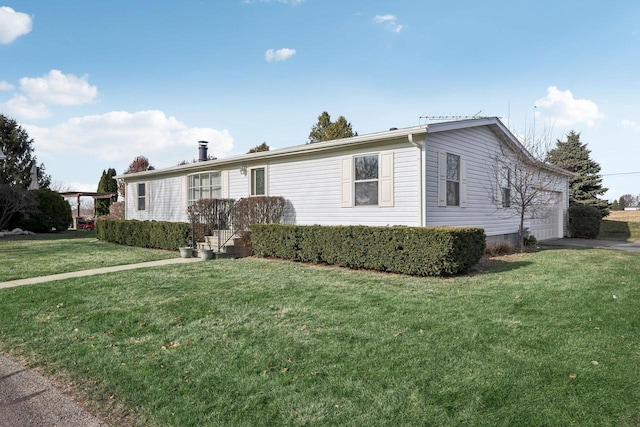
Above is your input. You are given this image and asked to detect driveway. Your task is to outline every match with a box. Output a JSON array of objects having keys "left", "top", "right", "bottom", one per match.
[{"left": 541, "top": 238, "right": 640, "bottom": 252}]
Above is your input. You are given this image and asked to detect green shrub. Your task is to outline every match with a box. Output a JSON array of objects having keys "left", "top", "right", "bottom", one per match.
[
  {"left": 251, "top": 224, "right": 486, "bottom": 276},
  {"left": 20, "top": 188, "right": 72, "bottom": 233},
  {"left": 569, "top": 204, "right": 601, "bottom": 239},
  {"left": 97, "top": 218, "right": 189, "bottom": 250}
]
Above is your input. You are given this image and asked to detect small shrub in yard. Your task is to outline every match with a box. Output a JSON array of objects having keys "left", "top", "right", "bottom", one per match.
[
  {"left": 485, "top": 241, "right": 515, "bottom": 256},
  {"left": 252, "top": 224, "right": 486, "bottom": 276},
  {"left": 20, "top": 188, "right": 72, "bottom": 233},
  {"left": 232, "top": 196, "right": 287, "bottom": 246},
  {"left": 569, "top": 204, "right": 601, "bottom": 239}
]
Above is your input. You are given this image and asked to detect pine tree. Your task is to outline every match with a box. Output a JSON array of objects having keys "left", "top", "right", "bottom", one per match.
[
  {"left": 547, "top": 130, "right": 609, "bottom": 217},
  {"left": 308, "top": 111, "right": 357, "bottom": 143},
  {"left": 96, "top": 168, "right": 118, "bottom": 216}
]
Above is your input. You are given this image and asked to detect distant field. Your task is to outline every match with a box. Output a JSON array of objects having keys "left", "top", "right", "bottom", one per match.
[
  {"left": 599, "top": 210, "right": 640, "bottom": 241},
  {"left": 607, "top": 210, "right": 640, "bottom": 222}
]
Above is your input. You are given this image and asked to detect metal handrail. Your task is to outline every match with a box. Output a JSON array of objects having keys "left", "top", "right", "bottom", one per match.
[{"left": 216, "top": 197, "right": 245, "bottom": 252}]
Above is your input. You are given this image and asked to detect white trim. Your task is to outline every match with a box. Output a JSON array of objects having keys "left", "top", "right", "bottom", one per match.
[
  {"left": 379, "top": 152, "right": 394, "bottom": 207},
  {"left": 221, "top": 170, "right": 229, "bottom": 198},
  {"left": 341, "top": 157, "right": 353, "bottom": 208},
  {"left": 437, "top": 152, "right": 447, "bottom": 207},
  {"left": 460, "top": 159, "right": 468, "bottom": 208}
]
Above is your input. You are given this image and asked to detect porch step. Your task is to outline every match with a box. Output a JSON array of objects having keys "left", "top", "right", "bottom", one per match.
[{"left": 196, "top": 234, "right": 250, "bottom": 258}]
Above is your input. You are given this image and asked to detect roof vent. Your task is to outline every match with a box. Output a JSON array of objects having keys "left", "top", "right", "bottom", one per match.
[
  {"left": 198, "top": 141, "right": 208, "bottom": 162},
  {"left": 389, "top": 127, "right": 398, "bottom": 131}
]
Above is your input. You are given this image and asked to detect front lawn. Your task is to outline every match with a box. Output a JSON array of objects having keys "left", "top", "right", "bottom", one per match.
[
  {"left": 0, "top": 231, "right": 177, "bottom": 281},
  {"left": 0, "top": 250, "right": 639, "bottom": 426}
]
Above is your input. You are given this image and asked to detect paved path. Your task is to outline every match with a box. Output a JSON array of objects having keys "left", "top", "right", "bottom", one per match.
[
  {"left": 0, "top": 256, "right": 202, "bottom": 289},
  {"left": 0, "top": 354, "right": 106, "bottom": 427},
  {"left": 0, "top": 256, "right": 203, "bottom": 426},
  {"left": 541, "top": 238, "right": 640, "bottom": 252}
]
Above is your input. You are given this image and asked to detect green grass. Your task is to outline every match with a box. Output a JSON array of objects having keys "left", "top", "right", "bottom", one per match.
[
  {"left": 1, "top": 249, "right": 639, "bottom": 426},
  {"left": 0, "top": 230, "right": 177, "bottom": 281}
]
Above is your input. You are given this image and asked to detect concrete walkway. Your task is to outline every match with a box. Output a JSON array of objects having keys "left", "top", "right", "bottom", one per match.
[
  {"left": 540, "top": 238, "right": 640, "bottom": 252},
  {"left": 0, "top": 256, "right": 203, "bottom": 426},
  {"left": 0, "top": 256, "right": 202, "bottom": 290}
]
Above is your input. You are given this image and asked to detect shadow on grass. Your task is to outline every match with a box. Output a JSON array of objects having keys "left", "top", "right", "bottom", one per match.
[
  {"left": 470, "top": 256, "right": 533, "bottom": 275},
  {"left": 599, "top": 220, "right": 640, "bottom": 241},
  {"left": 0, "top": 230, "right": 96, "bottom": 242}
]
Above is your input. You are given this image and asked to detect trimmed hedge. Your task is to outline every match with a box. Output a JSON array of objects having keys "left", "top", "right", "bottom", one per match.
[
  {"left": 251, "top": 224, "right": 486, "bottom": 276},
  {"left": 96, "top": 218, "right": 189, "bottom": 250},
  {"left": 568, "top": 204, "right": 601, "bottom": 239}
]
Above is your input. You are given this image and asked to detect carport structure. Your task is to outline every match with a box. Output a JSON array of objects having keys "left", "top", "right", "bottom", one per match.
[{"left": 59, "top": 191, "right": 117, "bottom": 229}]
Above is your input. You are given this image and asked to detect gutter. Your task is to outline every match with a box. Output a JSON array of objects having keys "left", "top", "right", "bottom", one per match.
[{"left": 407, "top": 130, "right": 427, "bottom": 227}]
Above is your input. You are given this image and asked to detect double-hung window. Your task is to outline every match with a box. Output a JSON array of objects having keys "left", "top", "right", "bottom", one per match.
[
  {"left": 438, "top": 152, "right": 467, "bottom": 208},
  {"left": 501, "top": 167, "right": 511, "bottom": 208},
  {"left": 354, "top": 155, "right": 379, "bottom": 206},
  {"left": 137, "top": 183, "right": 146, "bottom": 211},
  {"left": 341, "top": 153, "right": 393, "bottom": 208},
  {"left": 446, "top": 154, "right": 460, "bottom": 206},
  {"left": 250, "top": 167, "right": 266, "bottom": 196},
  {"left": 188, "top": 172, "right": 221, "bottom": 205}
]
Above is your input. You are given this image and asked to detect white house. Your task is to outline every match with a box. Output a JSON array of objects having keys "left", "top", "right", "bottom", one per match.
[{"left": 117, "top": 117, "right": 572, "bottom": 243}]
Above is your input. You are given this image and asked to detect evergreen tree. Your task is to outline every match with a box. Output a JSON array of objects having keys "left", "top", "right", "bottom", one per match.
[
  {"left": 0, "top": 114, "right": 38, "bottom": 188},
  {"left": 96, "top": 168, "right": 118, "bottom": 216},
  {"left": 547, "top": 130, "right": 609, "bottom": 217},
  {"left": 247, "top": 142, "right": 270, "bottom": 153},
  {"left": 308, "top": 111, "right": 357, "bottom": 143}
]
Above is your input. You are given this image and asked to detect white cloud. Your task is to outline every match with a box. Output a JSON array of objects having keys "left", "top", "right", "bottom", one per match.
[
  {"left": 25, "top": 110, "right": 234, "bottom": 165},
  {"left": 620, "top": 119, "right": 640, "bottom": 132},
  {"left": 0, "top": 80, "right": 14, "bottom": 91},
  {"left": 3, "top": 95, "right": 50, "bottom": 119},
  {"left": 0, "top": 6, "right": 32, "bottom": 45},
  {"left": 1, "top": 70, "right": 98, "bottom": 120},
  {"left": 534, "top": 86, "right": 605, "bottom": 128},
  {"left": 374, "top": 14, "right": 404, "bottom": 33},
  {"left": 20, "top": 70, "right": 98, "bottom": 106},
  {"left": 265, "top": 48, "right": 296, "bottom": 62}
]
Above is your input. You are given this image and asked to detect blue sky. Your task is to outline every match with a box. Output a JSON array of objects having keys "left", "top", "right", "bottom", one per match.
[{"left": 1, "top": 0, "right": 639, "bottom": 200}]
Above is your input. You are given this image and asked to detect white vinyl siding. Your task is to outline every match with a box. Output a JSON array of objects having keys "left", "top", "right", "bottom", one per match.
[
  {"left": 271, "top": 143, "right": 418, "bottom": 226},
  {"left": 427, "top": 126, "right": 564, "bottom": 238}
]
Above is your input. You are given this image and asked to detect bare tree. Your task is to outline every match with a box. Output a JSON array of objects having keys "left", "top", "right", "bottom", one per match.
[
  {"left": 489, "top": 124, "right": 567, "bottom": 252},
  {"left": 0, "top": 184, "right": 35, "bottom": 230}
]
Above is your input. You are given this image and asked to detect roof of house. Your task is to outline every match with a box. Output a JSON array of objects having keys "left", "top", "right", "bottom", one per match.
[{"left": 117, "top": 117, "right": 573, "bottom": 180}]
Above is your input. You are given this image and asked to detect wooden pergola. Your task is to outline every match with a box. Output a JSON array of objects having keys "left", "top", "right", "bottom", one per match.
[{"left": 59, "top": 191, "right": 117, "bottom": 226}]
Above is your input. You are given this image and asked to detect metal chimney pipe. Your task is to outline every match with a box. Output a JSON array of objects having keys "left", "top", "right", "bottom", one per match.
[{"left": 198, "top": 141, "right": 208, "bottom": 162}]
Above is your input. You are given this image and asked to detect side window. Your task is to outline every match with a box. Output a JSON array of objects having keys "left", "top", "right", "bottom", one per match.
[
  {"left": 501, "top": 167, "right": 511, "bottom": 208},
  {"left": 251, "top": 167, "right": 266, "bottom": 196},
  {"left": 446, "top": 153, "right": 460, "bottom": 206},
  {"left": 137, "top": 183, "right": 146, "bottom": 211},
  {"left": 354, "top": 155, "right": 379, "bottom": 206},
  {"left": 438, "top": 152, "right": 467, "bottom": 208}
]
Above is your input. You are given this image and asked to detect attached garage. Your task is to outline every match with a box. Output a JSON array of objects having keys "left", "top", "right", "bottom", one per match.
[{"left": 528, "top": 191, "right": 564, "bottom": 241}]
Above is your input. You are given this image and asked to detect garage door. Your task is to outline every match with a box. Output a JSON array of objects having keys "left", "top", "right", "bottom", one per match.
[{"left": 529, "top": 191, "right": 562, "bottom": 241}]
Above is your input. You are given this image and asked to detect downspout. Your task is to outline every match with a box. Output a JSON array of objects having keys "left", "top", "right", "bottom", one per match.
[{"left": 408, "top": 131, "right": 427, "bottom": 227}]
